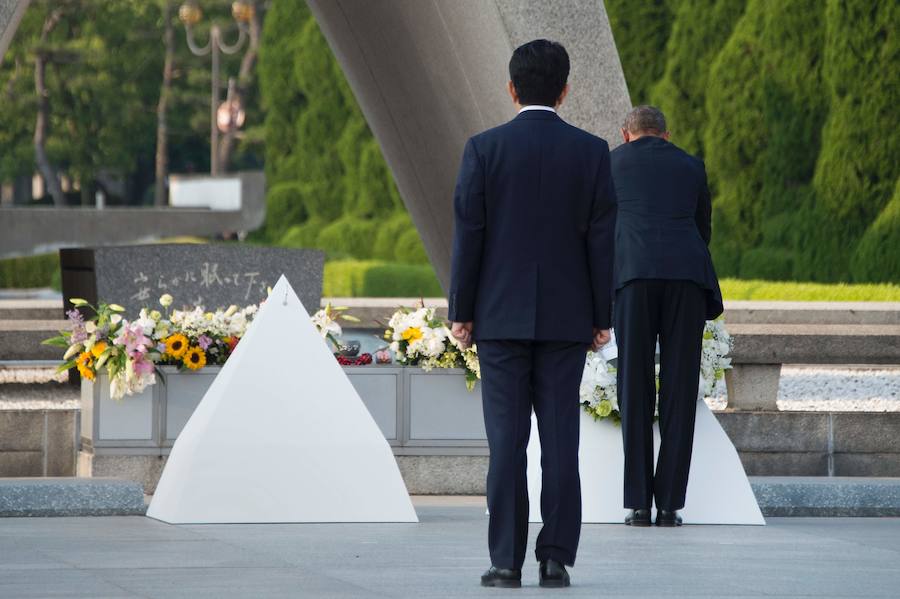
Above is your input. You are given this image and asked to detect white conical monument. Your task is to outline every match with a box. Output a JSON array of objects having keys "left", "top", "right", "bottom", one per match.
[
  {"left": 148, "top": 275, "right": 418, "bottom": 524},
  {"left": 527, "top": 342, "right": 765, "bottom": 525}
]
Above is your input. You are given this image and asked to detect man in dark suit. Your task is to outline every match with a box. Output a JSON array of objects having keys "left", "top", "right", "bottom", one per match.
[
  {"left": 610, "top": 105, "right": 723, "bottom": 528},
  {"left": 448, "top": 39, "right": 616, "bottom": 588}
]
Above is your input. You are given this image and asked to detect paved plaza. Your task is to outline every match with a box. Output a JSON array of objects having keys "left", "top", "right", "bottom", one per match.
[{"left": 1, "top": 496, "right": 899, "bottom": 598}]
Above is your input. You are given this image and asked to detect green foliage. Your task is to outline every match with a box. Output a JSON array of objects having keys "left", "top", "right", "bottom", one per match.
[
  {"left": 807, "top": 0, "right": 900, "bottom": 281},
  {"left": 265, "top": 182, "right": 307, "bottom": 241},
  {"left": 372, "top": 212, "right": 415, "bottom": 261},
  {"left": 278, "top": 218, "right": 324, "bottom": 249},
  {"left": 650, "top": 0, "right": 745, "bottom": 156},
  {"left": 323, "top": 260, "right": 443, "bottom": 297},
  {"left": 606, "top": 0, "right": 898, "bottom": 283},
  {"left": 257, "top": 1, "right": 423, "bottom": 266},
  {"left": 315, "top": 217, "right": 379, "bottom": 260},
  {"left": 605, "top": 0, "right": 674, "bottom": 104},
  {"left": 0, "top": 0, "right": 263, "bottom": 203},
  {"left": 0, "top": 254, "right": 59, "bottom": 288},
  {"left": 852, "top": 177, "right": 900, "bottom": 283},
  {"left": 705, "top": 0, "right": 828, "bottom": 278},
  {"left": 394, "top": 228, "right": 430, "bottom": 265}
]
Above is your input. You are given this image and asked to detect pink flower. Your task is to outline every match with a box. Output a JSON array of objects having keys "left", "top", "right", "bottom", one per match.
[
  {"left": 114, "top": 321, "right": 151, "bottom": 354},
  {"left": 132, "top": 355, "right": 155, "bottom": 376},
  {"left": 197, "top": 335, "right": 212, "bottom": 350}
]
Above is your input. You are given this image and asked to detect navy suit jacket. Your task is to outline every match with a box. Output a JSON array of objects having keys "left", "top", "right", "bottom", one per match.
[
  {"left": 448, "top": 110, "right": 616, "bottom": 344},
  {"left": 609, "top": 136, "right": 723, "bottom": 320}
]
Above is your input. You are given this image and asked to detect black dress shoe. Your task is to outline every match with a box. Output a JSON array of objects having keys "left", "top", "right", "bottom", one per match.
[
  {"left": 625, "top": 508, "right": 651, "bottom": 527},
  {"left": 656, "top": 509, "right": 683, "bottom": 527},
  {"left": 481, "top": 566, "right": 522, "bottom": 588},
  {"left": 539, "top": 559, "right": 571, "bottom": 588}
]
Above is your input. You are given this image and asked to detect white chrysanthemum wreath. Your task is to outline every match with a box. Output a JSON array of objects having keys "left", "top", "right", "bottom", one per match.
[{"left": 580, "top": 318, "right": 733, "bottom": 424}]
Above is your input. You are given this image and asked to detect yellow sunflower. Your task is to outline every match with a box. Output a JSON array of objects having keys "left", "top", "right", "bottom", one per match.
[
  {"left": 183, "top": 346, "right": 207, "bottom": 370},
  {"left": 76, "top": 351, "right": 95, "bottom": 381},
  {"left": 90, "top": 341, "right": 108, "bottom": 359},
  {"left": 401, "top": 327, "right": 423, "bottom": 342},
  {"left": 164, "top": 333, "right": 189, "bottom": 359}
]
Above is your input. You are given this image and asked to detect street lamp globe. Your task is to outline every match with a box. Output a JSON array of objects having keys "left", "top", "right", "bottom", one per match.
[
  {"left": 178, "top": 3, "right": 203, "bottom": 27},
  {"left": 232, "top": 2, "right": 254, "bottom": 23}
]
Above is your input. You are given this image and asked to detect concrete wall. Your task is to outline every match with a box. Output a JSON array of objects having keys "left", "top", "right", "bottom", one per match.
[
  {"left": 70, "top": 410, "right": 900, "bottom": 495},
  {"left": 306, "top": 0, "right": 632, "bottom": 289},
  {"left": 720, "top": 412, "right": 900, "bottom": 478},
  {"left": 0, "top": 171, "right": 265, "bottom": 259},
  {"left": 0, "top": 409, "right": 77, "bottom": 476}
]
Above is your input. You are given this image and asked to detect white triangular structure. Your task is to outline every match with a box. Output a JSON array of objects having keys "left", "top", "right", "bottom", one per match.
[
  {"left": 526, "top": 342, "right": 764, "bottom": 525},
  {"left": 148, "top": 276, "right": 417, "bottom": 524}
]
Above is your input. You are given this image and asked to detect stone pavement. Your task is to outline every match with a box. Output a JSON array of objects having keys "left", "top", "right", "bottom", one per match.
[{"left": 1, "top": 496, "right": 899, "bottom": 598}]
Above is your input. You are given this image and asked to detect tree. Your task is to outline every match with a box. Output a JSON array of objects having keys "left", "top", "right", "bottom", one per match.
[
  {"left": 32, "top": 2, "right": 66, "bottom": 206},
  {"left": 704, "top": 0, "right": 827, "bottom": 278},
  {"left": 605, "top": 0, "right": 674, "bottom": 105},
  {"left": 809, "top": 0, "right": 900, "bottom": 281},
  {"left": 257, "top": 0, "right": 427, "bottom": 263},
  {"left": 217, "top": 0, "right": 262, "bottom": 171},
  {"left": 650, "top": 0, "right": 745, "bottom": 157},
  {"left": 155, "top": 0, "right": 175, "bottom": 206}
]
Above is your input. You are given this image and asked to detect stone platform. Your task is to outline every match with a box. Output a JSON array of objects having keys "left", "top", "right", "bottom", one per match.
[
  {"left": 0, "top": 478, "right": 145, "bottom": 517},
  {"left": 1, "top": 497, "right": 898, "bottom": 598},
  {"left": 753, "top": 477, "right": 900, "bottom": 517}
]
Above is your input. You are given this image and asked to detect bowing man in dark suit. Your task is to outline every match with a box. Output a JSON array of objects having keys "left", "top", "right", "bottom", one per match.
[
  {"left": 610, "top": 105, "right": 723, "bottom": 528},
  {"left": 448, "top": 40, "right": 616, "bottom": 588}
]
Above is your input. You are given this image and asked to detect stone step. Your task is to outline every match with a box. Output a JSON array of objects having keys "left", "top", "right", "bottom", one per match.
[
  {"left": 724, "top": 301, "right": 900, "bottom": 325},
  {"left": 751, "top": 476, "right": 900, "bottom": 517},
  {"left": 0, "top": 320, "right": 68, "bottom": 361},
  {"left": 0, "top": 299, "right": 63, "bottom": 320},
  {"left": 0, "top": 478, "right": 145, "bottom": 517},
  {"left": 728, "top": 323, "right": 900, "bottom": 365}
]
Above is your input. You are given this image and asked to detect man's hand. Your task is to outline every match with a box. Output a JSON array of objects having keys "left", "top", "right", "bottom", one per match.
[
  {"left": 592, "top": 328, "right": 611, "bottom": 352},
  {"left": 451, "top": 321, "right": 474, "bottom": 349}
]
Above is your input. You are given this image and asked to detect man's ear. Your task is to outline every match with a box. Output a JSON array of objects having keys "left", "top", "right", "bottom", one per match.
[
  {"left": 662, "top": 131, "right": 671, "bottom": 141},
  {"left": 621, "top": 128, "right": 631, "bottom": 143},
  {"left": 555, "top": 84, "right": 570, "bottom": 108},
  {"left": 507, "top": 80, "right": 518, "bottom": 104}
]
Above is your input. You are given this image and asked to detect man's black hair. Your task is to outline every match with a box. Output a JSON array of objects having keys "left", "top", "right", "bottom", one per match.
[{"left": 508, "top": 39, "right": 570, "bottom": 107}]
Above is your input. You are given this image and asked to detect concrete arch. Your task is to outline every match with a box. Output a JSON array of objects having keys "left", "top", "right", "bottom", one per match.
[{"left": 306, "top": 0, "right": 631, "bottom": 290}]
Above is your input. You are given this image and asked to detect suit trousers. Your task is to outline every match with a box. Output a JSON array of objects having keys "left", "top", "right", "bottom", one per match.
[
  {"left": 477, "top": 339, "right": 585, "bottom": 570},
  {"left": 615, "top": 279, "right": 706, "bottom": 511}
]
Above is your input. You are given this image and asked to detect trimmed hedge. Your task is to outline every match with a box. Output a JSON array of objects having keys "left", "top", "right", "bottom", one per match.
[
  {"left": 852, "top": 177, "right": 900, "bottom": 283},
  {"left": 605, "top": 0, "right": 674, "bottom": 105},
  {"left": 324, "top": 260, "right": 443, "bottom": 297},
  {"left": 258, "top": 2, "right": 413, "bottom": 262},
  {"left": 807, "top": 0, "right": 900, "bottom": 282},
  {"left": 0, "top": 253, "right": 60, "bottom": 289},
  {"left": 605, "top": 0, "right": 899, "bottom": 283},
  {"left": 315, "top": 217, "right": 379, "bottom": 260},
  {"left": 650, "top": 0, "right": 746, "bottom": 157},
  {"left": 705, "top": 0, "right": 828, "bottom": 280}
]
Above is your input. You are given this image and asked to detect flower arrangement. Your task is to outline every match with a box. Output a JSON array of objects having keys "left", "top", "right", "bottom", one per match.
[
  {"left": 384, "top": 305, "right": 481, "bottom": 391},
  {"left": 157, "top": 298, "right": 258, "bottom": 369},
  {"left": 580, "top": 318, "right": 733, "bottom": 424},
  {"left": 311, "top": 303, "right": 360, "bottom": 350},
  {"left": 45, "top": 294, "right": 259, "bottom": 401},
  {"left": 699, "top": 318, "right": 733, "bottom": 397},
  {"left": 580, "top": 350, "right": 622, "bottom": 424},
  {"left": 43, "top": 299, "right": 160, "bottom": 401}
]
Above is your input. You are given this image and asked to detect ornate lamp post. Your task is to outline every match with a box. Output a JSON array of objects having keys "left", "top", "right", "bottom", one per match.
[{"left": 179, "top": 1, "right": 253, "bottom": 175}]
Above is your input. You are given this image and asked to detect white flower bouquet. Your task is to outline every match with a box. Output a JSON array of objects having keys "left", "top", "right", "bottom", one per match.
[
  {"left": 580, "top": 318, "right": 733, "bottom": 424},
  {"left": 384, "top": 304, "right": 481, "bottom": 391}
]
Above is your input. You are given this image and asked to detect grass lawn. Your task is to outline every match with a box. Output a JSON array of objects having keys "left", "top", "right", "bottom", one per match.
[{"left": 720, "top": 278, "right": 900, "bottom": 301}]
